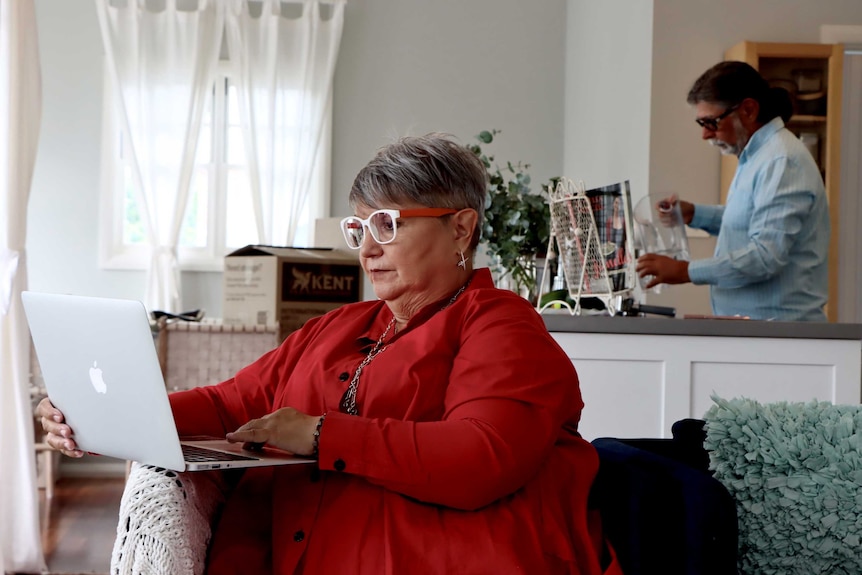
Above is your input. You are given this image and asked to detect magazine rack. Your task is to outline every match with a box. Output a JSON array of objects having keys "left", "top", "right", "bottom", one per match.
[{"left": 538, "top": 178, "right": 636, "bottom": 316}]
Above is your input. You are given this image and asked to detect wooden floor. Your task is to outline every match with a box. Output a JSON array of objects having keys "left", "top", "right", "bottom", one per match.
[{"left": 39, "top": 476, "right": 125, "bottom": 575}]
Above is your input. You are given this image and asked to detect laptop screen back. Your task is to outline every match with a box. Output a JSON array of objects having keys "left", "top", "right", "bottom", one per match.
[{"left": 22, "top": 291, "right": 185, "bottom": 470}]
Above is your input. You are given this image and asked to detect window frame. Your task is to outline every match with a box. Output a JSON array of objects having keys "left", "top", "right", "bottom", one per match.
[{"left": 98, "top": 61, "right": 331, "bottom": 273}]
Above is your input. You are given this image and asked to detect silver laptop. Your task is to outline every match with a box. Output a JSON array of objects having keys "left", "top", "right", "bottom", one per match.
[{"left": 22, "top": 291, "right": 313, "bottom": 472}]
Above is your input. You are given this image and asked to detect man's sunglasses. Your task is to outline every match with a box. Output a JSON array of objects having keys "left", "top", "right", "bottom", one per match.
[{"left": 695, "top": 104, "right": 739, "bottom": 131}]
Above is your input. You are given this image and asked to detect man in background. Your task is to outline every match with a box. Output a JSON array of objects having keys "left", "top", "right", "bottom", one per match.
[{"left": 637, "top": 61, "right": 829, "bottom": 321}]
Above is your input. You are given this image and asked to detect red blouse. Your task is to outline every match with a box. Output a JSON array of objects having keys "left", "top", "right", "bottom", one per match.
[{"left": 170, "top": 268, "right": 618, "bottom": 574}]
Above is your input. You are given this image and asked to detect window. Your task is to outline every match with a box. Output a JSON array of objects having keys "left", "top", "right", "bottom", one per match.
[{"left": 99, "top": 63, "right": 324, "bottom": 272}]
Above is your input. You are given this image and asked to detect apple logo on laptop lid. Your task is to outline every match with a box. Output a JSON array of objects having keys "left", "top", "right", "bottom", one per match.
[{"left": 89, "top": 361, "right": 108, "bottom": 394}]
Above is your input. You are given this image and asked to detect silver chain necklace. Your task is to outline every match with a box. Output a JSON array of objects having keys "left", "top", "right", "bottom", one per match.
[{"left": 340, "top": 281, "right": 470, "bottom": 416}]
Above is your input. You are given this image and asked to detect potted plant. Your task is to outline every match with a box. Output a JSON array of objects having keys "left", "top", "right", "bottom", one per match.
[{"left": 468, "top": 130, "right": 552, "bottom": 299}]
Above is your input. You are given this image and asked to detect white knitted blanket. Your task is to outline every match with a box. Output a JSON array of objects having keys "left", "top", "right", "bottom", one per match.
[{"left": 111, "top": 463, "right": 232, "bottom": 575}]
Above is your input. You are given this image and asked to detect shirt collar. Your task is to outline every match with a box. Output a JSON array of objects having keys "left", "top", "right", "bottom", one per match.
[{"left": 739, "top": 116, "right": 784, "bottom": 163}]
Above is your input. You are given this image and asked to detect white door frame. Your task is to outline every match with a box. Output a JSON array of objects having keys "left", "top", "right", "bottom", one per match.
[{"left": 838, "top": 46, "right": 862, "bottom": 323}]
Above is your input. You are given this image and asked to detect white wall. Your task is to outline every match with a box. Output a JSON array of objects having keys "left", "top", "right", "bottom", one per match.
[
  {"left": 30, "top": 0, "right": 127, "bottom": 297},
  {"left": 28, "top": 0, "right": 567, "bottom": 315},
  {"left": 331, "top": 0, "right": 567, "bottom": 216},
  {"left": 563, "top": 0, "right": 653, "bottom": 196}
]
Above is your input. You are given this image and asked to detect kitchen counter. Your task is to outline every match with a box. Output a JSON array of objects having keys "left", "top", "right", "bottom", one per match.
[
  {"left": 542, "top": 313, "right": 862, "bottom": 340},
  {"left": 542, "top": 313, "right": 862, "bottom": 441}
]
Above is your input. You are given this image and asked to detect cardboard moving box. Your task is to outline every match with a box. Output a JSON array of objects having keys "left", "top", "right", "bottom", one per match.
[{"left": 223, "top": 245, "right": 363, "bottom": 341}]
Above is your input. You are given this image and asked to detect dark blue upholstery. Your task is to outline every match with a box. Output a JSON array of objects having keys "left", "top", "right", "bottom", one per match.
[{"left": 590, "top": 420, "right": 737, "bottom": 575}]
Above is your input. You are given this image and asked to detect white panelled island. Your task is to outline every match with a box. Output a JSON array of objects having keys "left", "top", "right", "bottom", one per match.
[{"left": 542, "top": 314, "right": 862, "bottom": 441}]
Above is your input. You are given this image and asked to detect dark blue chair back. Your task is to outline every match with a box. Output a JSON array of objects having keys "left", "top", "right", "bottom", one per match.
[{"left": 589, "top": 419, "right": 737, "bottom": 575}]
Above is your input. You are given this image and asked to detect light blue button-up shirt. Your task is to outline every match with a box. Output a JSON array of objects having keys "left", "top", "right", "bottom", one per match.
[{"left": 687, "top": 117, "right": 829, "bottom": 321}]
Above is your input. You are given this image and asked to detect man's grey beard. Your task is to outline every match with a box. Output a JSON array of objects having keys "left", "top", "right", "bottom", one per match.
[
  {"left": 708, "top": 138, "right": 740, "bottom": 155},
  {"left": 708, "top": 116, "right": 749, "bottom": 157}
]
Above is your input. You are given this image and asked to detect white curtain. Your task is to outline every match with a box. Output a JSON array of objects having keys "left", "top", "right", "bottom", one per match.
[
  {"left": 0, "top": 0, "right": 45, "bottom": 572},
  {"left": 95, "top": 0, "right": 223, "bottom": 313},
  {"left": 225, "top": 0, "right": 345, "bottom": 245}
]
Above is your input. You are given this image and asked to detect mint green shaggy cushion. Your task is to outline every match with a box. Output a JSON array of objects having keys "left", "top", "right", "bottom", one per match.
[{"left": 704, "top": 396, "right": 862, "bottom": 575}]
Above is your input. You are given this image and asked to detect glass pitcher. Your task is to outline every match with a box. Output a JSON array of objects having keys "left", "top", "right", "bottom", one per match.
[{"left": 633, "top": 194, "right": 691, "bottom": 292}]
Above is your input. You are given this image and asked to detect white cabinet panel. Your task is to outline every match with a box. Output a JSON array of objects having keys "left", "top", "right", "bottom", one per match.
[
  {"left": 551, "top": 330, "right": 861, "bottom": 441},
  {"left": 573, "top": 358, "right": 664, "bottom": 439},
  {"left": 690, "top": 362, "right": 835, "bottom": 421}
]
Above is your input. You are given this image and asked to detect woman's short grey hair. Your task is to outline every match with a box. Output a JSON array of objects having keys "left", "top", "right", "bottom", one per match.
[{"left": 349, "top": 133, "right": 488, "bottom": 250}]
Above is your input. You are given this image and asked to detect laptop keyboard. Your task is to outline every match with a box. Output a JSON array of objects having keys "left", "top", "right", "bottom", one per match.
[{"left": 182, "top": 443, "right": 258, "bottom": 462}]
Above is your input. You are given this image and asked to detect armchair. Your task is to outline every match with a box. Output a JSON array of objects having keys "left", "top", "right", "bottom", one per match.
[{"left": 111, "top": 463, "right": 236, "bottom": 575}]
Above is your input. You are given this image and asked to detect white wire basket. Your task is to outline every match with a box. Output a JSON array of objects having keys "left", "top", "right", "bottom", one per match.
[{"left": 538, "top": 178, "right": 636, "bottom": 316}]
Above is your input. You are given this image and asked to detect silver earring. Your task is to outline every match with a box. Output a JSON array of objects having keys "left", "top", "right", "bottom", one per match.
[{"left": 457, "top": 251, "right": 469, "bottom": 269}]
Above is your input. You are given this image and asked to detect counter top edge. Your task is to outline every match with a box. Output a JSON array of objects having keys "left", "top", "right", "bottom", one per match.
[{"left": 541, "top": 314, "right": 862, "bottom": 340}]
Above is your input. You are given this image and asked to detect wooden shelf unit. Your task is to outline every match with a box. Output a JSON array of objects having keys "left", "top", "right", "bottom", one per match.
[{"left": 721, "top": 41, "right": 844, "bottom": 322}]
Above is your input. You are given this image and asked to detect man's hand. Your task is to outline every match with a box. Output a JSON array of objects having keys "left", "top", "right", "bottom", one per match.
[
  {"left": 656, "top": 195, "right": 695, "bottom": 226},
  {"left": 636, "top": 254, "right": 691, "bottom": 289}
]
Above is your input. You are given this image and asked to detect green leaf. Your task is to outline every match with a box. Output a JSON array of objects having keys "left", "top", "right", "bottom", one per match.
[{"left": 470, "top": 129, "right": 555, "bottom": 295}]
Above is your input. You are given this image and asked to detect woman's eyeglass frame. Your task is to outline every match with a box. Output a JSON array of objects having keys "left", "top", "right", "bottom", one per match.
[
  {"left": 695, "top": 104, "right": 740, "bottom": 131},
  {"left": 340, "top": 208, "right": 458, "bottom": 249}
]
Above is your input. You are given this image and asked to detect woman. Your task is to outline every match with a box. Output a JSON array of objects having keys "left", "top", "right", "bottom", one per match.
[{"left": 37, "top": 134, "right": 619, "bottom": 574}]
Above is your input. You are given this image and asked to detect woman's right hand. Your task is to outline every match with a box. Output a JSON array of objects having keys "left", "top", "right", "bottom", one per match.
[{"left": 35, "top": 397, "right": 84, "bottom": 458}]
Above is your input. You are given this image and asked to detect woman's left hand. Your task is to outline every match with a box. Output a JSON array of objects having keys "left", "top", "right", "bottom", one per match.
[{"left": 226, "top": 407, "right": 321, "bottom": 457}]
